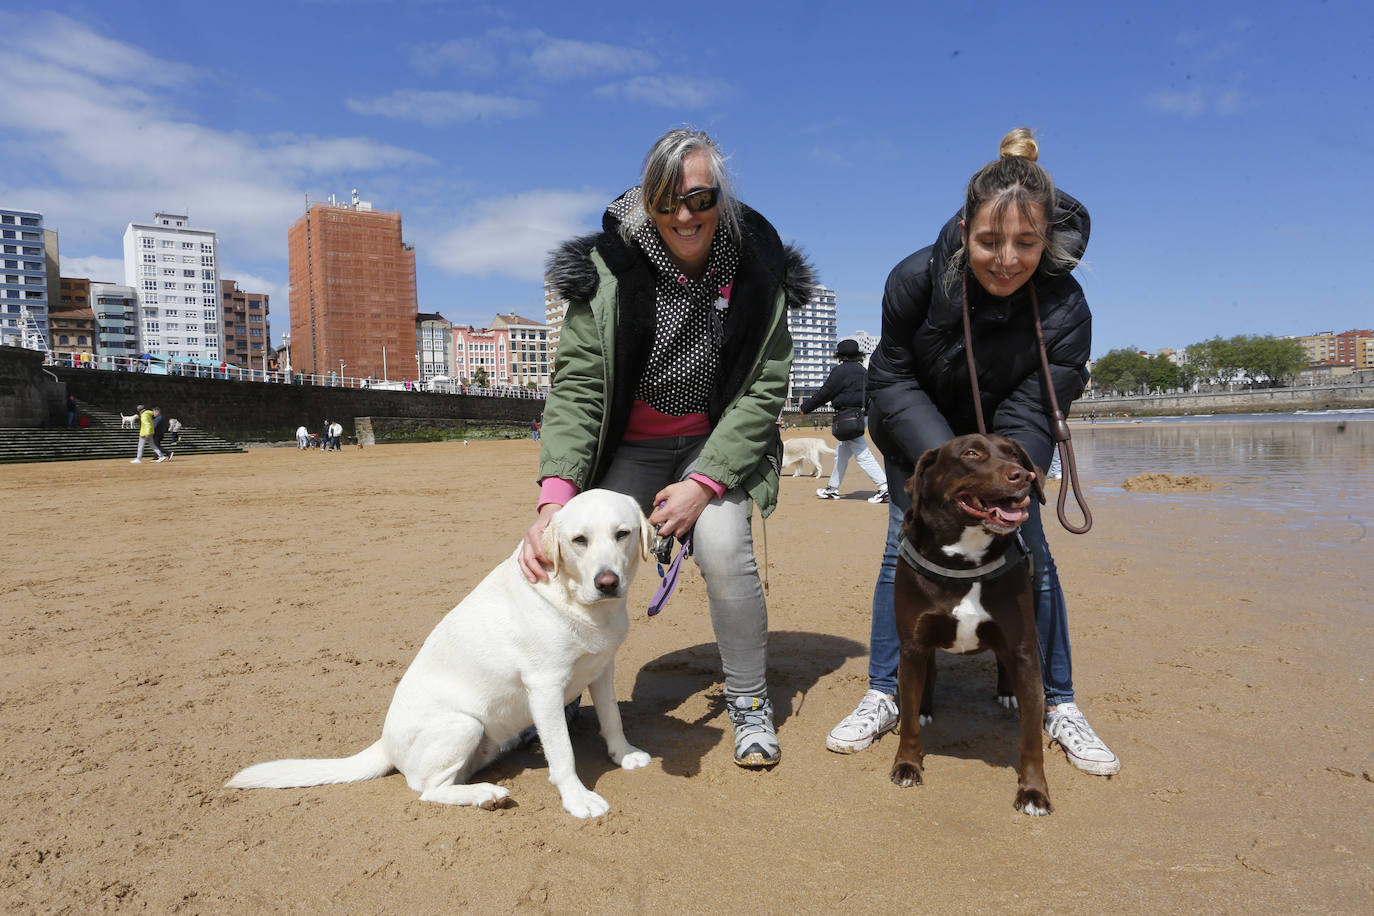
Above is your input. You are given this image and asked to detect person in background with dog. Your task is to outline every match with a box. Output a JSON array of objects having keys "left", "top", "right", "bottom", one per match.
[
  {"left": 798, "top": 338, "right": 889, "bottom": 503},
  {"left": 519, "top": 127, "right": 813, "bottom": 769},
  {"left": 827, "top": 128, "right": 1119, "bottom": 777},
  {"left": 151, "top": 407, "right": 174, "bottom": 460},
  {"left": 130, "top": 404, "right": 166, "bottom": 464},
  {"left": 295, "top": 424, "right": 309, "bottom": 450}
]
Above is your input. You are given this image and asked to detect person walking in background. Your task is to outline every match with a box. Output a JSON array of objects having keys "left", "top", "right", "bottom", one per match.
[
  {"left": 151, "top": 407, "right": 174, "bottom": 460},
  {"left": 130, "top": 404, "right": 166, "bottom": 464},
  {"left": 296, "top": 425, "right": 309, "bottom": 450},
  {"left": 799, "top": 338, "right": 889, "bottom": 503},
  {"left": 329, "top": 420, "right": 343, "bottom": 451},
  {"left": 825, "top": 128, "right": 1118, "bottom": 778},
  {"left": 519, "top": 127, "right": 814, "bottom": 769},
  {"left": 66, "top": 394, "right": 77, "bottom": 428}
]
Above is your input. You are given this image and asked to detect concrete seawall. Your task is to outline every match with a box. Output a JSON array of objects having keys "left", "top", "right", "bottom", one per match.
[{"left": 1073, "top": 384, "right": 1374, "bottom": 417}]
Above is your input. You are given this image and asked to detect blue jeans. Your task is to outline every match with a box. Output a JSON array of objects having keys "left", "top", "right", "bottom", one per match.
[
  {"left": 867, "top": 457, "right": 1075, "bottom": 706},
  {"left": 598, "top": 436, "right": 769, "bottom": 699}
]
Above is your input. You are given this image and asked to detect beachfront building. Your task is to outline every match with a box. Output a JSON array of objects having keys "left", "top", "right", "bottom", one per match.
[
  {"left": 543, "top": 276, "right": 567, "bottom": 367},
  {"left": 287, "top": 192, "right": 418, "bottom": 381},
  {"left": 0, "top": 207, "right": 51, "bottom": 350},
  {"left": 51, "top": 277, "right": 96, "bottom": 365},
  {"left": 491, "top": 312, "right": 551, "bottom": 389},
  {"left": 219, "top": 280, "right": 271, "bottom": 371},
  {"left": 416, "top": 313, "right": 453, "bottom": 382},
  {"left": 90, "top": 283, "right": 140, "bottom": 367},
  {"left": 122, "top": 212, "right": 221, "bottom": 363},
  {"left": 454, "top": 324, "right": 509, "bottom": 386},
  {"left": 786, "top": 284, "right": 837, "bottom": 410}
]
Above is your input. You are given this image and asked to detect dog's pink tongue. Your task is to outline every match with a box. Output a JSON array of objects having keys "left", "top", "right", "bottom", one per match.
[{"left": 992, "top": 505, "right": 1028, "bottom": 525}]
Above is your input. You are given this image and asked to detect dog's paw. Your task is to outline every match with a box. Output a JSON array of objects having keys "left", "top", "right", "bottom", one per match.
[
  {"left": 890, "top": 760, "right": 924, "bottom": 788},
  {"left": 560, "top": 787, "right": 610, "bottom": 819},
  {"left": 996, "top": 694, "right": 1019, "bottom": 711},
  {"left": 474, "top": 786, "right": 512, "bottom": 810},
  {"left": 919, "top": 712, "right": 933, "bottom": 726},
  {"left": 615, "top": 748, "right": 651, "bottom": 770},
  {"left": 1014, "top": 788, "right": 1052, "bottom": 817}
]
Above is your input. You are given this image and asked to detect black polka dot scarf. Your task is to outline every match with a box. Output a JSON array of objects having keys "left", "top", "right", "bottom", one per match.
[{"left": 608, "top": 188, "right": 740, "bottom": 416}]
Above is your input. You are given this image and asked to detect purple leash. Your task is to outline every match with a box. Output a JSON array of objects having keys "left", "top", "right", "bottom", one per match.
[{"left": 647, "top": 534, "right": 693, "bottom": 616}]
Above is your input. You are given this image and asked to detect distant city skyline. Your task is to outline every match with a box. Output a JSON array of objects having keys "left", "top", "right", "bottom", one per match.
[{"left": 3, "top": 4, "right": 1370, "bottom": 360}]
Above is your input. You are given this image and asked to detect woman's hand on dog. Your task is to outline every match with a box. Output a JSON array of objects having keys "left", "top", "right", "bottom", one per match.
[{"left": 519, "top": 503, "right": 562, "bottom": 582}]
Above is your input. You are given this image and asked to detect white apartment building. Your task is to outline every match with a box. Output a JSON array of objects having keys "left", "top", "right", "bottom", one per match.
[
  {"left": 543, "top": 276, "right": 567, "bottom": 368},
  {"left": 122, "top": 212, "right": 221, "bottom": 362},
  {"left": 492, "top": 312, "right": 552, "bottom": 388},
  {"left": 416, "top": 313, "right": 453, "bottom": 381},
  {"left": 0, "top": 207, "right": 50, "bottom": 350},
  {"left": 787, "top": 284, "right": 837, "bottom": 409}
]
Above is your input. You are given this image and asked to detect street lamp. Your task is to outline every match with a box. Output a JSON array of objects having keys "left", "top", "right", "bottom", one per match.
[{"left": 339, "top": 360, "right": 346, "bottom": 387}]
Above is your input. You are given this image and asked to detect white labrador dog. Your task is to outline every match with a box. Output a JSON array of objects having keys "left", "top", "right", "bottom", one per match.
[
  {"left": 120, "top": 412, "right": 138, "bottom": 429},
  {"left": 227, "top": 489, "right": 654, "bottom": 818},
  {"left": 781, "top": 437, "right": 835, "bottom": 477}
]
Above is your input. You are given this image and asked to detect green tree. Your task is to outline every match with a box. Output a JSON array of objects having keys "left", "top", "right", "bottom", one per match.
[
  {"left": 473, "top": 367, "right": 490, "bottom": 388},
  {"left": 1090, "top": 347, "right": 1150, "bottom": 394}
]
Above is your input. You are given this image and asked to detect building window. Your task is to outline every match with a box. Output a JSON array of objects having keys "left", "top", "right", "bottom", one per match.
[
  {"left": 182, "top": 242, "right": 194, "bottom": 249},
  {"left": 161, "top": 240, "right": 173, "bottom": 248}
]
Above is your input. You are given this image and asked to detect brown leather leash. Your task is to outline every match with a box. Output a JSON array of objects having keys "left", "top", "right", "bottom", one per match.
[{"left": 961, "top": 272, "right": 1092, "bottom": 534}]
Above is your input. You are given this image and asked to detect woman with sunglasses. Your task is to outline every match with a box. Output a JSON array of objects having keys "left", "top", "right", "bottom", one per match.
[
  {"left": 520, "top": 128, "right": 814, "bottom": 768},
  {"left": 825, "top": 128, "right": 1120, "bottom": 778}
]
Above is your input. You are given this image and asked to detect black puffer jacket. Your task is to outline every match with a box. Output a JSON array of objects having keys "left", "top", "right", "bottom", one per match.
[
  {"left": 799, "top": 359, "right": 866, "bottom": 413},
  {"left": 867, "top": 191, "right": 1092, "bottom": 471}
]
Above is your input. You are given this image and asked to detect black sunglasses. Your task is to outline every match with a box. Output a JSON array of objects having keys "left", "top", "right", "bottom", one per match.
[{"left": 654, "top": 186, "right": 720, "bottom": 215}]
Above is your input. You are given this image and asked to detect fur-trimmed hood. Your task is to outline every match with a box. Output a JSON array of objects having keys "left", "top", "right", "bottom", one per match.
[{"left": 544, "top": 191, "right": 815, "bottom": 311}]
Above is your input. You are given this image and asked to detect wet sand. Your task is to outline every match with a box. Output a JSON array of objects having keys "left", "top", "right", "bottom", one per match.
[{"left": 2, "top": 436, "right": 1370, "bottom": 913}]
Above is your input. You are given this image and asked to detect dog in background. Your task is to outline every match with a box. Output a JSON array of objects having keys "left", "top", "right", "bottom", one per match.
[
  {"left": 227, "top": 489, "right": 655, "bottom": 818},
  {"left": 781, "top": 437, "right": 835, "bottom": 477},
  {"left": 889, "top": 433, "right": 1051, "bottom": 816},
  {"left": 120, "top": 412, "right": 138, "bottom": 429}
]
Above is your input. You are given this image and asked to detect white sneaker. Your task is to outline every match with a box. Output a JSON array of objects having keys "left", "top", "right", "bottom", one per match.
[
  {"left": 816, "top": 486, "right": 840, "bottom": 500},
  {"left": 867, "top": 483, "right": 890, "bottom": 504},
  {"left": 130, "top": 458, "right": 142, "bottom": 464},
  {"left": 826, "top": 689, "right": 899, "bottom": 753},
  {"left": 1044, "top": 702, "right": 1120, "bottom": 775},
  {"left": 155, "top": 455, "right": 167, "bottom": 462}
]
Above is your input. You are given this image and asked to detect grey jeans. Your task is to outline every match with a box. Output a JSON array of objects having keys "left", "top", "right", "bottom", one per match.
[{"left": 598, "top": 435, "right": 769, "bottom": 699}]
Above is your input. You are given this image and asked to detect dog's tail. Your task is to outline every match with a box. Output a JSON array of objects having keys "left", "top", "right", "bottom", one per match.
[{"left": 225, "top": 739, "right": 392, "bottom": 789}]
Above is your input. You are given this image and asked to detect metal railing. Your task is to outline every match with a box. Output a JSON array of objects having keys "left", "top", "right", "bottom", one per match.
[{"left": 45, "top": 349, "right": 548, "bottom": 400}]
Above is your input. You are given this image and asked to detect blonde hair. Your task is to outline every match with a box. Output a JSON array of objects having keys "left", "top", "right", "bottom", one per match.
[
  {"left": 617, "top": 128, "right": 742, "bottom": 246},
  {"left": 948, "top": 128, "right": 1079, "bottom": 279}
]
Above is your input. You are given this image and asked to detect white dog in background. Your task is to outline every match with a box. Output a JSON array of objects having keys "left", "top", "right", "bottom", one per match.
[
  {"left": 781, "top": 437, "right": 836, "bottom": 477},
  {"left": 120, "top": 412, "right": 138, "bottom": 429},
  {"left": 227, "top": 489, "right": 655, "bottom": 818}
]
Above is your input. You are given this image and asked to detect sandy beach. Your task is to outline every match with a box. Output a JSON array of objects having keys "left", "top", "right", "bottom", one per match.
[{"left": 2, "top": 435, "right": 1370, "bottom": 913}]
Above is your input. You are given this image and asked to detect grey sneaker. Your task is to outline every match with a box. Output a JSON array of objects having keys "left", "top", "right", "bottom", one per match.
[
  {"left": 867, "top": 483, "right": 890, "bottom": 504},
  {"left": 727, "top": 695, "right": 780, "bottom": 767},
  {"left": 1044, "top": 702, "right": 1120, "bottom": 775},
  {"left": 816, "top": 486, "right": 840, "bottom": 500},
  {"left": 826, "top": 689, "right": 898, "bottom": 753}
]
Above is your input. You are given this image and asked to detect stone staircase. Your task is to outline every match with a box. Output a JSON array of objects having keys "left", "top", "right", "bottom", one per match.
[{"left": 0, "top": 401, "right": 244, "bottom": 464}]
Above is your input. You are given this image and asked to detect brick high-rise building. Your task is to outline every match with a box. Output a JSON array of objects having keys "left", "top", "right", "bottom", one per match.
[
  {"left": 287, "top": 193, "right": 417, "bottom": 380},
  {"left": 219, "top": 279, "right": 271, "bottom": 370}
]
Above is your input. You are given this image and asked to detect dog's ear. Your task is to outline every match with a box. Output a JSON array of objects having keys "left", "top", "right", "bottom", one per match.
[
  {"left": 1007, "top": 438, "right": 1047, "bottom": 505},
  {"left": 903, "top": 447, "right": 938, "bottom": 532},
  {"left": 638, "top": 506, "right": 655, "bottom": 562},
  {"left": 540, "top": 513, "right": 563, "bottom": 579}
]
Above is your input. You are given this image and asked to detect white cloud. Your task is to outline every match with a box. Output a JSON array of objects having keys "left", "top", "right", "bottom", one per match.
[
  {"left": 0, "top": 15, "right": 431, "bottom": 261},
  {"left": 593, "top": 75, "right": 728, "bottom": 109},
  {"left": 1145, "top": 89, "right": 1206, "bottom": 117},
  {"left": 58, "top": 255, "right": 126, "bottom": 285},
  {"left": 427, "top": 189, "right": 607, "bottom": 281},
  {"left": 346, "top": 89, "right": 536, "bottom": 125},
  {"left": 412, "top": 29, "right": 657, "bottom": 81}
]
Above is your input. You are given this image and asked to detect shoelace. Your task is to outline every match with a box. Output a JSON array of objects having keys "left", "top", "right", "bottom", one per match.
[{"left": 1050, "top": 711, "right": 1100, "bottom": 748}]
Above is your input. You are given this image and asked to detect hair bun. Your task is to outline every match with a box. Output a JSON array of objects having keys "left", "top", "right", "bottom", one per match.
[{"left": 999, "top": 127, "right": 1039, "bottom": 162}]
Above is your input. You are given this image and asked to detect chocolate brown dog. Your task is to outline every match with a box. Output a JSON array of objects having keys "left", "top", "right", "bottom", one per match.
[{"left": 889, "top": 432, "right": 1051, "bottom": 816}]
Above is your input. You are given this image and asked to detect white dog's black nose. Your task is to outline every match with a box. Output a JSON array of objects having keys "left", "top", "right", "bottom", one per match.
[{"left": 594, "top": 571, "right": 620, "bottom": 595}]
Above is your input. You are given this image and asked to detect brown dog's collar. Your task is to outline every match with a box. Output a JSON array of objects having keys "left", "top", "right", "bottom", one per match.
[{"left": 898, "top": 534, "right": 1030, "bottom": 584}]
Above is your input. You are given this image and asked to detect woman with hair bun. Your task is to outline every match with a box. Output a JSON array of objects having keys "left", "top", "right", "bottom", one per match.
[{"left": 825, "top": 129, "right": 1120, "bottom": 777}]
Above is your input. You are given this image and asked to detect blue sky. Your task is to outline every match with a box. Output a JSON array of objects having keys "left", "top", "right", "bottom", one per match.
[{"left": 2, "top": 0, "right": 1369, "bottom": 357}]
